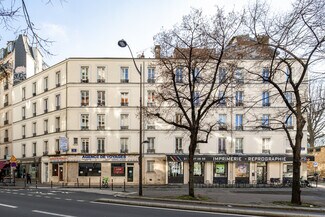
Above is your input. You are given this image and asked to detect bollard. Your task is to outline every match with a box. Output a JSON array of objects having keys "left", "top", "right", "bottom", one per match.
[
  {"left": 111, "top": 179, "right": 114, "bottom": 191},
  {"left": 77, "top": 178, "right": 79, "bottom": 188},
  {"left": 89, "top": 177, "right": 91, "bottom": 188},
  {"left": 123, "top": 179, "right": 126, "bottom": 192}
]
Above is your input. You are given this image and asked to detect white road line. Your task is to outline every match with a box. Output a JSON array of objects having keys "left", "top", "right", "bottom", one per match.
[
  {"left": 91, "top": 201, "right": 257, "bottom": 217},
  {"left": 45, "top": 196, "right": 51, "bottom": 199},
  {"left": 65, "top": 199, "right": 72, "bottom": 201},
  {"left": 12, "top": 192, "right": 18, "bottom": 195},
  {"left": 27, "top": 194, "right": 33, "bottom": 196},
  {"left": 76, "top": 200, "right": 84, "bottom": 202},
  {"left": 20, "top": 193, "right": 26, "bottom": 195},
  {"left": 32, "top": 210, "right": 76, "bottom": 217},
  {"left": 54, "top": 197, "right": 61, "bottom": 200},
  {"left": 0, "top": 203, "right": 18, "bottom": 209}
]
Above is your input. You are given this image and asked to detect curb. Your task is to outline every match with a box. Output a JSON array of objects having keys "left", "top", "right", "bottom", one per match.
[{"left": 95, "top": 198, "right": 324, "bottom": 217}]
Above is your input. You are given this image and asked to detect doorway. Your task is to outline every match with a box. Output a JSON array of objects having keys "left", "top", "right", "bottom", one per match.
[
  {"left": 257, "top": 162, "right": 267, "bottom": 184},
  {"left": 127, "top": 167, "right": 134, "bottom": 182},
  {"left": 59, "top": 165, "right": 64, "bottom": 181}
]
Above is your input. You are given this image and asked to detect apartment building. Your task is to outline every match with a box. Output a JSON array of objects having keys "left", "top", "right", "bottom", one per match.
[{"left": 2, "top": 35, "right": 312, "bottom": 185}]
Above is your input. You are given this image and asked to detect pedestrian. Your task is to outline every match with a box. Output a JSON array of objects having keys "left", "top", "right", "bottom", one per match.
[{"left": 27, "top": 173, "right": 31, "bottom": 184}]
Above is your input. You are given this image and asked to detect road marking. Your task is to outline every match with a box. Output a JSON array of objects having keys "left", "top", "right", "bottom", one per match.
[
  {"left": 28, "top": 194, "right": 33, "bottom": 196},
  {"left": 77, "top": 200, "right": 85, "bottom": 202},
  {"left": 13, "top": 192, "right": 18, "bottom": 195},
  {"left": 65, "top": 199, "right": 72, "bottom": 201},
  {"left": 54, "top": 197, "right": 61, "bottom": 200},
  {"left": 91, "top": 202, "right": 258, "bottom": 217},
  {"left": 20, "top": 193, "right": 26, "bottom": 195},
  {"left": 36, "top": 195, "right": 42, "bottom": 197},
  {"left": 32, "top": 210, "right": 76, "bottom": 217},
  {"left": 0, "top": 203, "right": 18, "bottom": 209},
  {"left": 45, "top": 196, "right": 51, "bottom": 199}
]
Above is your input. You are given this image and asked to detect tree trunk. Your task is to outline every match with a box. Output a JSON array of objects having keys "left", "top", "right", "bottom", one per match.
[{"left": 188, "top": 133, "right": 197, "bottom": 198}]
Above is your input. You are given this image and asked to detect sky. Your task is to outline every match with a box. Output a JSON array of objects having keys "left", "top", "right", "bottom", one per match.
[{"left": 0, "top": 0, "right": 293, "bottom": 66}]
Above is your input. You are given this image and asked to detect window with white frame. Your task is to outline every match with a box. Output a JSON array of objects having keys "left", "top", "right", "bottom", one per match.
[
  {"left": 218, "top": 138, "right": 226, "bottom": 154},
  {"left": 81, "top": 138, "right": 89, "bottom": 153},
  {"left": 44, "top": 141, "right": 48, "bottom": 153},
  {"left": 285, "top": 92, "right": 293, "bottom": 104},
  {"left": 97, "top": 66, "right": 106, "bottom": 82},
  {"left": 80, "top": 66, "right": 89, "bottom": 82},
  {"left": 97, "top": 138, "right": 105, "bottom": 153},
  {"left": 44, "top": 119, "right": 48, "bottom": 134},
  {"left": 262, "top": 138, "right": 271, "bottom": 154},
  {"left": 235, "top": 138, "right": 243, "bottom": 153},
  {"left": 285, "top": 115, "right": 293, "bottom": 128},
  {"left": 22, "top": 87, "right": 26, "bottom": 100},
  {"left": 81, "top": 114, "right": 89, "bottom": 130},
  {"left": 44, "top": 98, "right": 48, "bottom": 113},
  {"left": 121, "top": 92, "right": 129, "bottom": 106},
  {"left": 56, "top": 94, "right": 61, "bottom": 109},
  {"left": 22, "top": 125, "right": 26, "bottom": 138},
  {"left": 120, "top": 114, "right": 129, "bottom": 129},
  {"left": 32, "top": 82, "right": 36, "bottom": 96},
  {"left": 55, "top": 117, "right": 60, "bottom": 131},
  {"left": 262, "top": 91, "right": 270, "bottom": 106},
  {"left": 219, "top": 114, "right": 227, "bottom": 130},
  {"left": 81, "top": 91, "right": 89, "bottom": 106},
  {"left": 120, "top": 138, "right": 128, "bottom": 153},
  {"left": 235, "top": 114, "right": 243, "bottom": 130},
  {"left": 219, "top": 68, "right": 227, "bottom": 83},
  {"left": 175, "top": 67, "right": 183, "bottom": 83},
  {"left": 22, "top": 144, "right": 26, "bottom": 157},
  {"left": 193, "top": 91, "right": 200, "bottom": 106},
  {"left": 147, "top": 160, "right": 155, "bottom": 172},
  {"left": 4, "top": 94, "right": 8, "bottom": 106},
  {"left": 175, "top": 137, "right": 183, "bottom": 153},
  {"left": 33, "top": 102, "right": 37, "bottom": 116},
  {"left": 234, "top": 68, "right": 244, "bottom": 83},
  {"left": 32, "top": 122, "right": 37, "bottom": 136},
  {"left": 56, "top": 71, "right": 61, "bottom": 86},
  {"left": 262, "top": 114, "right": 270, "bottom": 127},
  {"left": 97, "top": 114, "right": 105, "bottom": 130},
  {"left": 147, "top": 137, "right": 155, "bottom": 153},
  {"left": 262, "top": 67, "right": 269, "bottom": 83},
  {"left": 97, "top": 91, "right": 105, "bottom": 106},
  {"left": 175, "top": 113, "right": 182, "bottom": 125},
  {"left": 44, "top": 77, "right": 48, "bottom": 91},
  {"left": 33, "top": 142, "right": 37, "bottom": 156},
  {"left": 148, "top": 68, "right": 155, "bottom": 83},
  {"left": 22, "top": 106, "right": 26, "bottom": 119},
  {"left": 219, "top": 91, "right": 226, "bottom": 105},
  {"left": 147, "top": 91, "right": 155, "bottom": 106},
  {"left": 121, "top": 67, "right": 129, "bottom": 83},
  {"left": 235, "top": 91, "right": 244, "bottom": 106},
  {"left": 55, "top": 139, "right": 60, "bottom": 152}
]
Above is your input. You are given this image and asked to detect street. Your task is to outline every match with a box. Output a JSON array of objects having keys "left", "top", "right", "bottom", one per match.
[{"left": 0, "top": 188, "right": 256, "bottom": 217}]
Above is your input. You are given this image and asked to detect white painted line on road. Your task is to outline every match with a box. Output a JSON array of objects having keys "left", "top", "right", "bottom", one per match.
[
  {"left": 54, "top": 197, "right": 61, "bottom": 200},
  {"left": 32, "top": 210, "right": 76, "bottom": 217},
  {"left": 28, "top": 194, "right": 33, "bottom": 196},
  {"left": 0, "top": 203, "right": 18, "bottom": 209},
  {"left": 76, "top": 200, "right": 85, "bottom": 202},
  {"left": 45, "top": 196, "right": 51, "bottom": 198},
  {"left": 36, "top": 195, "right": 42, "bottom": 197},
  {"left": 20, "top": 193, "right": 26, "bottom": 195},
  {"left": 12, "top": 192, "right": 18, "bottom": 195},
  {"left": 91, "top": 201, "right": 258, "bottom": 217},
  {"left": 65, "top": 199, "right": 72, "bottom": 201}
]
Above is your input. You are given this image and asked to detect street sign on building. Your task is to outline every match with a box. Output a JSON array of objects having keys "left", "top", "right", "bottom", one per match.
[
  {"left": 313, "top": 162, "right": 318, "bottom": 167},
  {"left": 59, "top": 137, "right": 69, "bottom": 152}
]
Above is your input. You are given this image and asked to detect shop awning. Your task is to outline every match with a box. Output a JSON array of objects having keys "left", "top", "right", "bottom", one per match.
[{"left": 0, "top": 161, "right": 8, "bottom": 170}]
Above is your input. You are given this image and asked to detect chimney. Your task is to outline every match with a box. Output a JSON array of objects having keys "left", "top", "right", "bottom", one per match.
[{"left": 154, "top": 45, "right": 161, "bottom": 59}]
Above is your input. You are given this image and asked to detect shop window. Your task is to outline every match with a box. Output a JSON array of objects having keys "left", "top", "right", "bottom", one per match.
[
  {"left": 283, "top": 164, "right": 293, "bottom": 178},
  {"left": 193, "top": 162, "right": 204, "bottom": 176},
  {"left": 52, "top": 164, "right": 59, "bottom": 176},
  {"left": 147, "top": 160, "right": 155, "bottom": 172},
  {"left": 78, "top": 163, "right": 101, "bottom": 176},
  {"left": 214, "top": 163, "right": 227, "bottom": 177},
  {"left": 111, "top": 163, "right": 125, "bottom": 176},
  {"left": 168, "top": 162, "right": 183, "bottom": 177},
  {"left": 235, "top": 162, "right": 250, "bottom": 177}
]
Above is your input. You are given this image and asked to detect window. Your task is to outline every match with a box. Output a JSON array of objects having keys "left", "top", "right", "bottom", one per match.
[
  {"left": 120, "top": 114, "right": 129, "bottom": 129},
  {"left": 56, "top": 94, "right": 61, "bottom": 109},
  {"left": 175, "top": 113, "right": 182, "bottom": 125},
  {"left": 32, "top": 122, "right": 37, "bottom": 136},
  {"left": 193, "top": 91, "right": 200, "bottom": 106},
  {"left": 235, "top": 138, "right": 243, "bottom": 153},
  {"left": 147, "top": 160, "right": 155, "bottom": 172},
  {"left": 97, "top": 138, "right": 105, "bottom": 153},
  {"left": 44, "top": 77, "right": 48, "bottom": 91},
  {"left": 121, "top": 67, "right": 129, "bottom": 83},
  {"left": 81, "top": 138, "right": 89, "bottom": 153},
  {"left": 55, "top": 139, "right": 60, "bottom": 152},
  {"left": 219, "top": 68, "right": 227, "bottom": 83},
  {"left": 218, "top": 138, "right": 226, "bottom": 154},
  {"left": 52, "top": 164, "right": 58, "bottom": 176},
  {"left": 32, "top": 82, "right": 36, "bottom": 96},
  {"left": 4, "top": 129, "right": 8, "bottom": 141},
  {"left": 219, "top": 114, "right": 227, "bottom": 130},
  {"left": 147, "top": 137, "right": 155, "bottom": 153},
  {"left": 262, "top": 114, "right": 270, "bottom": 128},
  {"left": 22, "top": 107, "right": 26, "bottom": 119},
  {"left": 285, "top": 115, "right": 293, "bottom": 128},
  {"left": 192, "top": 67, "right": 200, "bottom": 82},
  {"left": 55, "top": 117, "right": 60, "bottom": 132},
  {"left": 235, "top": 114, "right": 243, "bottom": 130},
  {"left": 22, "top": 87, "right": 26, "bottom": 100},
  {"left": 56, "top": 71, "right": 61, "bottom": 87},
  {"left": 4, "top": 112, "right": 8, "bottom": 124},
  {"left": 219, "top": 91, "right": 226, "bottom": 106},
  {"left": 111, "top": 163, "right": 125, "bottom": 176},
  {"left": 22, "top": 125, "right": 26, "bottom": 138},
  {"left": 79, "top": 163, "right": 101, "bottom": 176},
  {"left": 81, "top": 114, "right": 89, "bottom": 130},
  {"left": 285, "top": 92, "right": 293, "bottom": 105},
  {"left": 148, "top": 68, "right": 155, "bottom": 83},
  {"left": 97, "top": 114, "right": 105, "bottom": 130},
  {"left": 262, "top": 91, "right": 270, "bottom": 106},
  {"left": 4, "top": 78, "right": 8, "bottom": 90},
  {"left": 73, "top": 138, "right": 78, "bottom": 145},
  {"left": 175, "top": 67, "right": 183, "bottom": 83},
  {"left": 33, "top": 102, "right": 37, "bottom": 116},
  {"left": 175, "top": 138, "right": 183, "bottom": 153},
  {"left": 44, "top": 119, "right": 48, "bottom": 134},
  {"left": 147, "top": 91, "right": 155, "bottom": 106},
  {"left": 120, "top": 138, "right": 128, "bottom": 153},
  {"left": 235, "top": 91, "right": 244, "bottom": 106},
  {"left": 81, "top": 91, "right": 89, "bottom": 106},
  {"left": 234, "top": 68, "right": 244, "bottom": 83},
  {"left": 97, "top": 66, "right": 105, "bottom": 83},
  {"left": 262, "top": 68, "right": 269, "bottom": 83},
  {"left": 44, "top": 98, "right": 48, "bottom": 113},
  {"left": 33, "top": 142, "right": 37, "bottom": 156},
  {"left": 194, "top": 162, "right": 204, "bottom": 176},
  {"left": 262, "top": 138, "right": 271, "bottom": 154},
  {"left": 97, "top": 91, "right": 105, "bottom": 106},
  {"left": 44, "top": 141, "right": 48, "bottom": 154},
  {"left": 81, "top": 66, "right": 89, "bottom": 82},
  {"left": 121, "top": 92, "right": 129, "bottom": 106},
  {"left": 22, "top": 144, "right": 26, "bottom": 157},
  {"left": 4, "top": 94, "right": 8, "bottom": 106}
]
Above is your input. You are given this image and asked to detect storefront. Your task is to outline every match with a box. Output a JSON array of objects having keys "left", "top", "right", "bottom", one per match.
[
  {"left": 17, "top": 157, "right": 41, "bottom": 181},
  {"left": 213, "top": 162, "right": 228, "bottom": 184}
]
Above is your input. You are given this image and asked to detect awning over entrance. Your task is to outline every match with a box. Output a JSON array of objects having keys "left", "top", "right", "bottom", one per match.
[{"left": 0, "top": 161, "right": 8, "bottom": 170}]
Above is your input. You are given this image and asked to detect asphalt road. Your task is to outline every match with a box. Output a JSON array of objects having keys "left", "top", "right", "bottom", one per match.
[{"left": 0, "top": 188, "right": 256, "bottom": 217}]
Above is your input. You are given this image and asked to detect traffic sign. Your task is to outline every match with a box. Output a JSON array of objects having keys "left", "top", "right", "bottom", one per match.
[{"left": 313, "top": 162, "right": 318, "bottom": 167}]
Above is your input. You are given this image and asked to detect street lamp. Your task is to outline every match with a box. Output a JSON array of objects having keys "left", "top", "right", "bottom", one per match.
[{"left": 118, "top": 39, "right": 146, "bottom": 196}]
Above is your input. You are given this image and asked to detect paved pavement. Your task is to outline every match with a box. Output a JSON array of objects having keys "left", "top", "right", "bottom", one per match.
[{"left": 2, "top": 179, "right": 325, "bottom": 216}]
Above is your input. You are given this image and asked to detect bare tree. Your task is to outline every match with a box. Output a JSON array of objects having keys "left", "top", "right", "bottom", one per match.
[
  {"left": 149, "top": 9, "right": 244, "bottom": 197},
  {"left": 247, "top": 0, "right": 325, "bottom": 205},
  {"left": 307, "top": 81, "right": 325, "bottom": 148}
]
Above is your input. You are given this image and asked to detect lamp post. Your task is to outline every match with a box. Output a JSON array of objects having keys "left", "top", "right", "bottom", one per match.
[{"left": 118, "top": 39, "right": 146, "bottom": 196}]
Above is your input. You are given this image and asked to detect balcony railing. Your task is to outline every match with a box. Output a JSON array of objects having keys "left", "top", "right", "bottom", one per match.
[
  {"left": 44, "top": 88, "right": 48, "bottom": 92},
  {"left": 4, "top": 102, "right": 8, "bottom": 107},
  {"left": 56, "top": 128, "right": 60, "bottom": 132},
  {"left": 33, "top": 92, "right": 36, "bottom": 96},
  {"left": 56, "top": 105, "right": 60, "bottom": 110},
  {"left": 262, "top": 149, "right": 270, "bottom": 154},
  {"left": 175, "top": 149, "right": 183, "bottom": 154},
  {"left": 33, "top": 153, "right": 36, "bottom": 157},
  {"left": 218, "top": 150, "right": 227, "bottom": 154},
  {"left": 236, "top": 101, "right": 244, "bottom": 107},
  {"left": 33, "top": 112, "right": 36, "bottom": 117},
  {"left": 236, "top": 126, "right": 243, "bottom": 131},
  {"left": 219, "top": 126, "right": 227, "bottom": 131},
  {"left": 44, "top": 109, "right": 48, "bottom": 113},
  {"left": 44, "top": 131, "right": 48, "bottom": 135},
  {"left": 235, "top": 149, "right": 243, "bottom": 154},
  {"left": 33, "top": 133, "right": 36, "bottom": 137},
  {"left": 81, "top": 149, "right": 89, "bottom": 153},
  {"left": 97, "top": 126, "right": 105, "bottom": 130},
  {"left": 262, "top": 102, "right": 271, "bottom": 107},
  {"left": 97, "top": 149, "right": 105, "bottom": 154},
  {"left": 4, "top": 84, "right": 8, "bottom": 90},
  {"left": 121, "top": 126, "right": 129, "bottom": 130},
  {"left": 120, "top": 149, "right": 128, "bottom": 154},
  {"left": 120, "top": 79, "right": 129, "bottom": 83},
  {"left": 4, "top": 138, "right": 8, "bottom": 142},
  {"left": 56, "top": 83, "right": 61, "bottom": 87},
  {"left": 22, "top": 135, "right": 25, "bottom": 139},
  {"left": 55, "top": 150, "right": 60, "bottom": 155},
  {"left": 81, "top": 126, "right": 89, "bottom": 130},
  {"left": 22, "top": 116, "right": 26, "bottom": 120},
  {"left": 81, "top": 79, "right": 89, "bottom": 83},
  {"left": 147, "top": 149, "right": 155, "bottom": 154},
  {"left": 147, "top": 78, "right": 155, "bottom": 83},
  {"left": 97, "top": 102, "right": 105, "bottom": 107},
  {"left": 97, "top": 79, "right": 105, "bottom": 83},
  {"left": 121, "top": 102, "right": 129, "bottom": 106},
  {"left": 22, "top": 154, "right": 26, "bottom": 158},
  {"left": 195, "top": 149, "right": 200, "bottom": 154},
  {"left": 43, "top": 151, "right": 48, "bottom": 156},
  {"left": 4, "top": 120, "right": 8, "bottom": 125}
]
